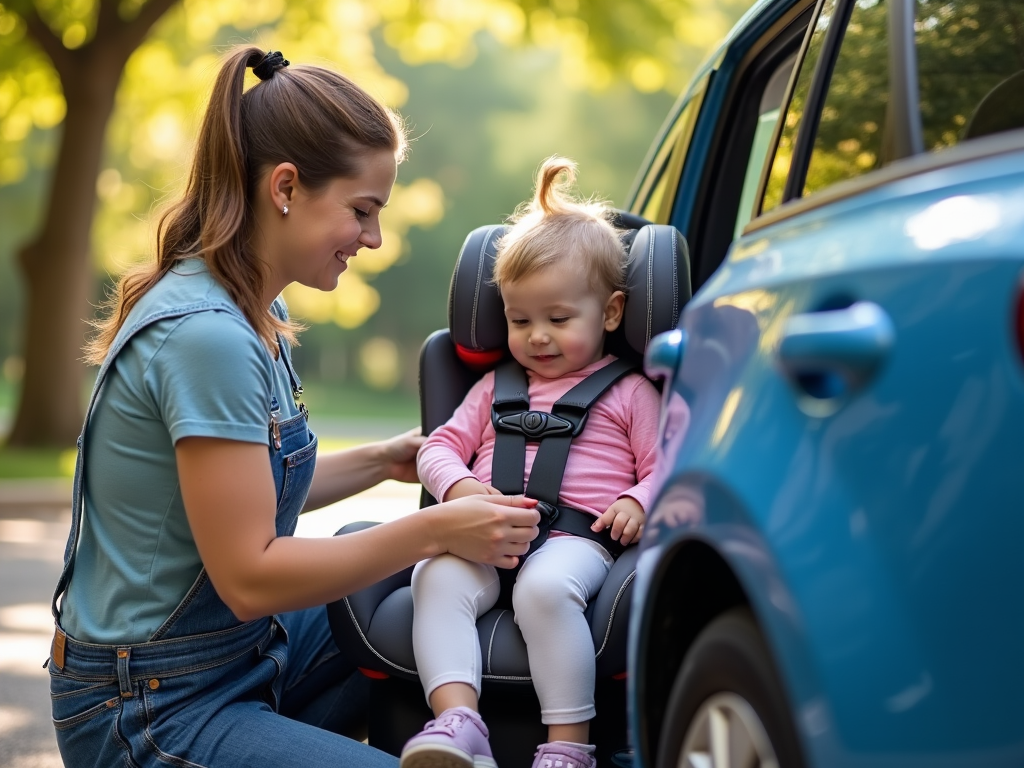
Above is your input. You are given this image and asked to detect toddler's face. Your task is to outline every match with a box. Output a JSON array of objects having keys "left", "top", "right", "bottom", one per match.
[{"left": 500, "top": 263, "right": 623, "bottom": 379}]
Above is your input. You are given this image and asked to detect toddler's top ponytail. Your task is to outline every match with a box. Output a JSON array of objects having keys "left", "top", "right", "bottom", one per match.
[{"left": 493, "top": 156, "right": 626, "bottom": 295}]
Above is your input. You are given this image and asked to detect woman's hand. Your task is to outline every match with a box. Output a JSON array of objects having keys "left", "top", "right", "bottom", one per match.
[
  {"left": 378, "top": 427, "right": 426, "bottom": 483},
  {"left": 591, "top": 496, "right": 645, "bottom": 546},
  {"left": 428, "top": 494, "right": 540, "bottom": 569}
]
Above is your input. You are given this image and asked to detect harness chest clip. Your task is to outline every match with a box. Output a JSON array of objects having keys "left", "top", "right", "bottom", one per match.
[{"left": 495, "top": 410, "right": 574, "bottom": 439}]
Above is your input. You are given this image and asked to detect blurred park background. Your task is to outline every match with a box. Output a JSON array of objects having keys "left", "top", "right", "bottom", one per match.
[
  {"left": 0, "top": 0, "right": 757, "bottom": 475},
  {"left": 0, "top": 2, "right": 759, "bottom": 765}
]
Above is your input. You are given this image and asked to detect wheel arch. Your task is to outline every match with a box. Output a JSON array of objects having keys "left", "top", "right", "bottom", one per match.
[{"left": 634, "top": 537, "right": 751, "bottom": 764}]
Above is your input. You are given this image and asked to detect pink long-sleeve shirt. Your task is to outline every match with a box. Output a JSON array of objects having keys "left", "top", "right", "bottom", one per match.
[{"left": 417, "top": 356, "right": 662, "bottom": 517}]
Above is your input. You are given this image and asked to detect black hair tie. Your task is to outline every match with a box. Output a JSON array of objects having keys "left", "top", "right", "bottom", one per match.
[{"left": 252, "top": 50, "right": 289, "bottom": 81}]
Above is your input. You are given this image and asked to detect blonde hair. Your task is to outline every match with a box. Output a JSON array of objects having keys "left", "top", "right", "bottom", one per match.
[
  {"left": 492, "top": 156, "right": 626, "bottom": 296},
  {"left": 86, "top": 46, "right": 407, "bottom": 365}
]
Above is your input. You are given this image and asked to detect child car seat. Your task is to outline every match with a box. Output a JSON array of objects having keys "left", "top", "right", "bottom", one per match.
[{"left": 326, "top": 214, "right": 690, "bottom": 768}]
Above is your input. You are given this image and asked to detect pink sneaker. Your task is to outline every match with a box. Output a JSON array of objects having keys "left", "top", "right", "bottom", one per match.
[
  {"left": 530, "top": 741, "right": 597, "bottom": 768},
  {"left": 400, "top": 706, "right": 497, "bottom": 768}
]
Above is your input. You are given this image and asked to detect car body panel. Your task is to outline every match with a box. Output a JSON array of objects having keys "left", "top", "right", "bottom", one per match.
[{"left": 630, "top": 126, "right": 1024, "bottom": 767}]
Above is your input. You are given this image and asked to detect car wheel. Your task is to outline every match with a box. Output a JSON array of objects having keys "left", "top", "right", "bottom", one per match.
[{"left": 655, "top": 607, "right": 805, "bottom": 768}]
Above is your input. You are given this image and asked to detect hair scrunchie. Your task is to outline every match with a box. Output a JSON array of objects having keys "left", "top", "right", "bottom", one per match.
[{"left": 252, "top": 50, "right": 289, "bottom": 81}]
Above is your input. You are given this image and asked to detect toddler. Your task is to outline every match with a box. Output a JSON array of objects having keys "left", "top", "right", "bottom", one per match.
[{"left": 401, "top": 157, "right": 666, "bottom": 768}]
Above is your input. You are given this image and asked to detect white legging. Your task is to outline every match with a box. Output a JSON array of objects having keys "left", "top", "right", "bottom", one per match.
[{"left": 411, "top": 535, "right": 614, "bottom": 725}]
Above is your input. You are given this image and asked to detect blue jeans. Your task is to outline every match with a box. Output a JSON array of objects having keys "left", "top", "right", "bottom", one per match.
[{"left": 50, "top": 606, "right": 398, "bottom": 767}]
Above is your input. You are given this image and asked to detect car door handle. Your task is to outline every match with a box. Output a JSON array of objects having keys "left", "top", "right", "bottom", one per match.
[{"left": 778, "top": 302, "right": 894, "bottom": 392}]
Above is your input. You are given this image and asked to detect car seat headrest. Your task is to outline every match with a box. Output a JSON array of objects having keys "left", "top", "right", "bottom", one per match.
[{"left": 447, "top": 217, "right": 691, "bottom": 370}]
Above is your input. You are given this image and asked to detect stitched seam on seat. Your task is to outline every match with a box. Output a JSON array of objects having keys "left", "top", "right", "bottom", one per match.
[
  {"left": 486, "top": 610, "right": 506, "bottom": 675},
  {"left": 670, "top": 229, "right": 679, "bottom": 325},
  {"left": 647, "top": 232, "right": 655, "bottom": 346},
  {"left": 450, "top": 246, "right": 464, "bottom": 343},
  {"left": 482, "top": 672, "right": 532, "bottom": 681},
  {"left": 594, "top": 570, "right": 636, "bottom": 660},
  {"left": 342, "top": 598, "right": 417, "bottom": 675},
  {"left": 471, "top": 228, "right": 492, "bottom": 349}
]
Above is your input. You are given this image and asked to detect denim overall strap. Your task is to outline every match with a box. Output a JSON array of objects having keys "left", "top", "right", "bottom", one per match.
[
  {"left": 51, "top": 300, "right": 247, "bottom": 624},
  {"left": 271, "top": 296, "right": 304, "bottom": 405}
]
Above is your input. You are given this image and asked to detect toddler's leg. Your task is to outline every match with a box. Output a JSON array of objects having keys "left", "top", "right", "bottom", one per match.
[
  {"left": 411, "top": 554, "right": 500, "bottom": 707},
  {"left": 406, "top": 555, "right": 500, "bottom": 768},
  {"left": 512, "top": 536, "right": 613, "bottom": 738}
]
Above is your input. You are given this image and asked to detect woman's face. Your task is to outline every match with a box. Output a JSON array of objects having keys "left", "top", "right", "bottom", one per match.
[{"left": 277, "top": 149, "right": 398, "bottom": 293}]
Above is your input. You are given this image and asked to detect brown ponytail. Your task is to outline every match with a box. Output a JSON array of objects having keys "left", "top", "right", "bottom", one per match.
[
  {"left": 492, "top": 156, "right": 626, "bottom": 295},
  {"left": 86, "top": 46, "right": 407, "bottom": 364}
]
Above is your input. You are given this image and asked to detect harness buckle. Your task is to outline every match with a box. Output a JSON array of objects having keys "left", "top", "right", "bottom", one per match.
[{"left": 535, "top": 501, "right": 560, "bottom": 526}]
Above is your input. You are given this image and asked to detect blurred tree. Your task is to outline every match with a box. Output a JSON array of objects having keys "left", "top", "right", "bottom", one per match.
[
  {"left": 2, "top": 0, "right": 178, "bottom": 446},
  {"left": 0, "top": 0, "right": 746, "bottom": 446}
]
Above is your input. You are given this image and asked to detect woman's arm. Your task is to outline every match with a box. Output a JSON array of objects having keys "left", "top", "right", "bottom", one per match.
[
  {"left": 176, "top": 436, "right": 538, "bottom": 621},
  {"left": 302, "top": 428, "right": 424, "bottom": 512}
]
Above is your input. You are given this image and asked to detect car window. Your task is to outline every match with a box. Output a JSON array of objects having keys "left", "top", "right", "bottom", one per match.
[
  {"left": 636, "top": 75, "right": 709, "bottom": 223},
  {"left": 761, "top": 0, "right": 840, "bottom": 215},
  {"left": 916, "top": 1, "right": 1024, "bottom": 151},
  {"left": 802, "top": 0, "right": 890, "bottom": 197},
  {"left": 734, "top": 52, "right": 797, "bottom": 237},
  {"left": 639, "top": 133, "right": 678, "bottom": 223}
]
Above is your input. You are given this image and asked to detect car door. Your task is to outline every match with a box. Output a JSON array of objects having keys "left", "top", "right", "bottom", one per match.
[{"left": 649, "top": 0, "right": 1024, "bottom": 764}]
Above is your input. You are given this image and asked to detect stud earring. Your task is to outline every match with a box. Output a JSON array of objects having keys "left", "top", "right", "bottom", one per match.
[{"left": 282, "top": 205, "right": 289, "bottom": 215}]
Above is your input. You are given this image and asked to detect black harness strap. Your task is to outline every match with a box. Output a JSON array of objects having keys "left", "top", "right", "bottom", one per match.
[
  {"left": 489, "top": 359, "right": 530, "bottom": 495},
  {"left": 490, "top": 357, "right": 638, "bottom": 564},
  {"left": 524, "top": 358, "right": 637, "bottom": 505}
]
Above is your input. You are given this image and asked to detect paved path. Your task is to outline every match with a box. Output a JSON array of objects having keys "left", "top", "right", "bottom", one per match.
[{"left": 0, "top": 480, "right": 421, "bottom": 767}]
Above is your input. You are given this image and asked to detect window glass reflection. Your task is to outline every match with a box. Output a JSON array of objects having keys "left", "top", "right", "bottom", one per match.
[
  {"left": 916, "top": 1, "right": 1024, "bottom": 151},
  {"left": 803, "top": 0, "right": 890, "bottom": 197},
  {"left": 761, "top": 0, "right": 839, "bottom": 214},
  {"left": 735, "top": 54, "right": 797, "bottom": 236}
]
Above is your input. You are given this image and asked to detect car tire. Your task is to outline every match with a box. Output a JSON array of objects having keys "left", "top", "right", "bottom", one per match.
[{"left": 655, "top": 607, "right": 805, "bottom": 768}]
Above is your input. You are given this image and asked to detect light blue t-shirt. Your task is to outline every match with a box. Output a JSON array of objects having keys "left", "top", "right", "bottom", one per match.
[{"left": 61, "top": 259, "right": 301, "bottom": 644}]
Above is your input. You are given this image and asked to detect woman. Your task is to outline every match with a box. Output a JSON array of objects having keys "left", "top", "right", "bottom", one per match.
[{"left": 48, "top": 46, "right": 539, "bottom": 768}]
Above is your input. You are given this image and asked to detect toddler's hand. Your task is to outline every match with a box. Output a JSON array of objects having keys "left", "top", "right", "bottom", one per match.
[
  {"left": 444, "top": 478, "right": 503, "bottom": 501},
  {"left": 591, "top": 497, "right": 645, "bottom": 546}
]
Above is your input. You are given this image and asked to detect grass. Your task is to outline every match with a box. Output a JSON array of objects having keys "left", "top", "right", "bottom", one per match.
[
  {"left": 0, "top": 447, "right": 77, "bottom": 479},
  {"left": 300, "top": 380, "right": 419, "bottom": 422}
]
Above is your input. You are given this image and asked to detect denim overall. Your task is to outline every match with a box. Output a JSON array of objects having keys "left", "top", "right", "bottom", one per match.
[{"left": 48, "top": 299, "right": 397, "bottom": 768}]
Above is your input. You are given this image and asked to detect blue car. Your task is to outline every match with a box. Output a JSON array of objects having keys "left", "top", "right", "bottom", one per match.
[{"left": 626, "top": 0, "right": 1024, "bottom": 766}]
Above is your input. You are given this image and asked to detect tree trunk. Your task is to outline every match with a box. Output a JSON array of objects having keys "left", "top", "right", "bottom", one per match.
[
  {"left": 7, "top": 0, "right": 177, "bottom": 447},
  {"left": 6, "top": 58, "right": 120, "bottom": 447}
]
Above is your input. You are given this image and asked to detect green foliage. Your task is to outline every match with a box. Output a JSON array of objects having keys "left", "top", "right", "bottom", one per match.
[
  {"left": 0, "top": 446, "right": 75, "bottom": 477},
  {"left": 0, "top": 0, "right": 756, "bottom": 415},
  {"left": 805, "top": 0, "right": 889, "bottom": 195},
  {"left": 915, "top": 0, "right": 1024, "bottom": 150},
  {"left": 289, "top": 34, "right": 676, "bottom": 394},
  {"left": 769, "top": 0, "right": 1024, "bottom": 209}
]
